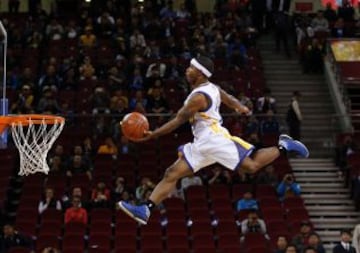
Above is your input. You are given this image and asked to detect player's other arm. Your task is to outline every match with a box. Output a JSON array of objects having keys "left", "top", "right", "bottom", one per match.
[
  {"left": 219, "top": 88, "right": 249, "bottom": 114},
  {"left": 148, "top": 93, "right": 207, "bottom": 139}
]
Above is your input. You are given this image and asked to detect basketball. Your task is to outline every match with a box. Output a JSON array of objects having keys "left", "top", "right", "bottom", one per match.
[{"left": 121, "top": 112, "right": 149, "bottom": 141}]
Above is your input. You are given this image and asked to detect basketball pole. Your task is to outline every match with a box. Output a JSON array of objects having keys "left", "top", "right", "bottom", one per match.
[{"left": 0, "top": 20, "right": 8, "bottom": 149}]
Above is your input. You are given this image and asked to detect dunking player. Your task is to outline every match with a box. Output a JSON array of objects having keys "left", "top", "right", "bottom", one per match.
[{"left": 118, "top": 55, "right": 309, "bottom": 224}]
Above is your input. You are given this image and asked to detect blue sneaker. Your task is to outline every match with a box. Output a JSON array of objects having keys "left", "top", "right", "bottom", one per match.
[
  {"left": 279, "top": 134, "right": 309, "bottom": 158},
  {"left": 118, "top": 201, "right": 150, "bottom": 225}
]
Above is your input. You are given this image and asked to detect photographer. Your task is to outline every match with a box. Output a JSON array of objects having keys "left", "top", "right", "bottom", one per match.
[
  {"left": 277, "top": 173, "right": 301, "bottom": 201},
  {"left": 240, "top": 210, "right": 269, "bottom": 241}
]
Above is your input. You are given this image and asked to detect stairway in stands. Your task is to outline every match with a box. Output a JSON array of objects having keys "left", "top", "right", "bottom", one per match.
[
  {"left": 291, "top": 158, "right": 360, "bottom": 252},
  {"left": 257, "top": 36, "right": 336, "bottom": 158}
]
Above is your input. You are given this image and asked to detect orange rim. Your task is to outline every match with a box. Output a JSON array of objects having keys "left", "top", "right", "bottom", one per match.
[{"left": 0, "top": 114, "right": 65, "bottom": 133}]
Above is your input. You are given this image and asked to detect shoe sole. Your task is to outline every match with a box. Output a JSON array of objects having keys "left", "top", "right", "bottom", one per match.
[
  {"left": 294, "top": 140, "right": 310, "bottom": 158},
  {"left": 118, "top": 202, "right": 148, "bottom": 225},
  {"left": 279, "top": 134, "right": 292, "bottom": 140}
]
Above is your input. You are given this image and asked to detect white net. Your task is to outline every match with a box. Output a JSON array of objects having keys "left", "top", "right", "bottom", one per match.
[{"left": 11, "top": 117, "right": 65, "bottom": 176}]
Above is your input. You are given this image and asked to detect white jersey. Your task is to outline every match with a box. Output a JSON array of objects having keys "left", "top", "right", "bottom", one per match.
[{"left": 185, "top": 82, "right": 222, "bottom": 139}]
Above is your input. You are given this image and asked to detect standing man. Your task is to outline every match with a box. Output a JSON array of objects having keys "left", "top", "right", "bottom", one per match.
[{"left": 286, "top": 91, "right": 302, "bottom": 140}]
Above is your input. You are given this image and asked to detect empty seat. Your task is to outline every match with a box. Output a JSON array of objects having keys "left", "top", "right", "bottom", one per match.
[
  {"left": 90, "top": 208, "right": 113, "bottom": 223},
  {"left": 166, "top": 220, "right": 188, "bottom": 236},
  {"left": 64, "top": 222, "right": 87, "bottom": 236},
  {"left": 38, "top": 220, "right": 62, "bottom": 236},
  {"left": 89, "top": 221, "right": 112, "bottom": 236},
  {"left": 36, "top": 235, "right": 59, "bottom": 251},
  {"left": 88, "top": 234, "right": 111, "bottom": 251},
  {"left": 62, "top": 235, "right": 85, "bottom": 251},
  {"left": 140, "top": 222, "right": 163, "bottom": 237}
]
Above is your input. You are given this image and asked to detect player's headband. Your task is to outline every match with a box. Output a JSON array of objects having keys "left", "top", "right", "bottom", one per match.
[{"left": 190, "top": 58, "right": 212, "bottom": 78}]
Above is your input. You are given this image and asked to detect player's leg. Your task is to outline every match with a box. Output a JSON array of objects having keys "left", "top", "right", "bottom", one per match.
[
  {"left": 240, "top": 134, "right": 309, "bottom": 174},
  {"left": 118, "top": 157, "right": 193, "bottom": 224}
]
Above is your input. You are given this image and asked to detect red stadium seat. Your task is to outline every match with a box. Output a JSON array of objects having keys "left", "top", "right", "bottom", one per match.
[
  {"left": 90, "top": 208, "right": 113, "bottom": 223},
  {"left": 64, "top": 222, "right": 87, "bottom": 236},
  {"left": 36, "top": 235, "right": 59, "bottom": 251},
  {"left": 38, "top": 220, "right": 62, "bottom": 236},
  {"left": 165, "top": 220, "right": 188, "bottom": 236},
  {"left": 7, "top": 247, "right": 31, "bottom": 253},
  {"left": 89, "top": 221, "right": 112, "bottom": 237},
  {"left": 88, "top": 234, "right": 111, "bottom": 251}
]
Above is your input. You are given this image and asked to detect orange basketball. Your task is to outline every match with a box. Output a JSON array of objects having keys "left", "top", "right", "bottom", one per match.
[{"left": 121, "top": 112, "right": 149, "bottom": 141}]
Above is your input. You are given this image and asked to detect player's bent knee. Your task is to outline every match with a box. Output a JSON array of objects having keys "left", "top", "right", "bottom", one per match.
[{"left": 163, "top": 165, "right": 181, "bottom": 182}]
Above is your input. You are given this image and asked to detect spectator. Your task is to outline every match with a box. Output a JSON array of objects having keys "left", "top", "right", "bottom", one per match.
[
  {"left": 136, "top": 177, "right": 155, "bottom": 202},
  {"left": 79, "top": 56, "right": 97, "bottom": 80},
  {"left": 62, "top": 187, "right": 88, "bottom": 210},
  {"left": 129, "top": 90, "right": 147, "bottom": 113},
  {"left": 207, "top": 165, "right": 232, "bottom": 185},
  {"left": 0, "top": 223, "right": 33, "bottom": 253},
  {"left": 90, "top": 87, "right": 110, "bottom": 114},
  {"left": 37, "top": 87, "right": 61, "bottom": 114},
  {"left": 130, "top": 29, "right": 147, "bottom": 49},
  {"left": 147, "top": 87, "right": 169, "bottom": 114},
  {"left": 38, "top": 65, "right": 62, "bottom": 91},
  {"left": 64, "top": 196, "right": 88, "bottom": 224},
  {"left": 129, "top": 68, "right": 145, "bottom": 91},
  {"left": 45, "top": 18, "right": 64, "bottom": 41},
  {"left": 256, "top": 165, "right": 278, "bottom": 186},
  {"left": 304, "top": 247, "right": 318, "bottom": 253},
  {"left": 236, "top": 191, "right": 259, "bottom": 211},
  {"left": 238, "top": 91, "right": 253, "bottom": 115},
  {"left": 112, "top": 177, "right": 128, "bottom": 201},
  {"left": 291, "top": 220, "right": 313, "bottom": 252},
  {"left": 260, "top": 110, "right": 280, "bottom": 136},
  {"left": 164, "top": 55, "right": 184, "bottom": 80},
  {"left": 240, "top": 210, "right": 269, "bottom": 241},
  {"left": 79, "top": 26, "right": 97, "bottom": 48},
  {"left": 274, "top": 12, "right": 291, "bottom": 57},
  {"left": 97, "top": 136, "right": 118, "bottom": 157},
  {"left": 180, "top": 174, "right": 203, "bottom": 193},
  {"left": 333, "top": 229, "right": 356, "bottom": 253},
  {"left": 286, "top": 91, "right": 302, "bottom": 140},
  {"left": 66, "top": 154, "right": 92, "bottom": 181},
  {"left": 331, "top": 18, "right": 348, "bottom": 38},
  {"left": 274, "top": 235, "right": 289, "bottom": 253},
  {"left": 10, "top": 85, "right": 34, "bottom": 114},
  {"left": 337, "top": 0, "right": 355, "bottom": 22},
  {"left": 96, "top": 11, "right": 115, "bottom": 37},
  {"left": 64, "top": 20, "right": 79, "bottom": 40},
  {"left": 336, "top": 135, "right": 357, "bottom": 179},
  {"left": 257, "top": 88, "right": 277, "bottom": 114},
  {"left": 42, "top": 248, "right": 60, "bottom": 253},
  {"left": 353, "top": 224, "right": 360, "bottom": 253},
  {"left": 38, "top": 187, "right": 62, "bottom": 214},
  {"left": 91, "top": 182, "right": 111, "bottom": 208},
  {"left": 285, "top": 245, "right": 298, "bottom": 253},
  {"left": 308, "top": 232, "right": 326, "bottom": 253},
  {"left": 277, "top": 173, "right": 301, "bottom": 201},
  {"left": 311, "top": 11, "right": 329, "bottom": 32},
  {"left": 323, "top": 3, "right": 337, "bottom": 23},
  {"left": 48, "top": 155, "right": 65, "bottom": 174}
]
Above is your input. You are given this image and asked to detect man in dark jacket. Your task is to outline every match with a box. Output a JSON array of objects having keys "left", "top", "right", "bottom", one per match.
[{"left": 0, "top": 223, "right": 33, "bottom": 252}]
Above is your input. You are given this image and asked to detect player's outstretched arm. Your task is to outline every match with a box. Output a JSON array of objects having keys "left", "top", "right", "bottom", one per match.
[
  {"left": 136, "top": 93, "right": 207, "bottom": 142},
  {"left": 219, "top": 88, "right": 249, "bottom": 114}
]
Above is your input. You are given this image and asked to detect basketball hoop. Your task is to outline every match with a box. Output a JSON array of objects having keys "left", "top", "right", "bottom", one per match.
[{"left": 0, "top": 114, "right": 65, "bottom": 176}]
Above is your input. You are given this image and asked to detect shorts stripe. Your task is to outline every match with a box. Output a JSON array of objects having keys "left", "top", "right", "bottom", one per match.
[
  {"left": 178, "top": 145, "right": 194, "bottom": 171},
  {"left": 233, "top": 141, "right": 255, "bottom": 170}
]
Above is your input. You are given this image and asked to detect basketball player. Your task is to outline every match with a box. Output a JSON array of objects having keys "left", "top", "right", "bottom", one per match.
[{"left": 118, "top": 55, "right": 309, "bottom": 225}]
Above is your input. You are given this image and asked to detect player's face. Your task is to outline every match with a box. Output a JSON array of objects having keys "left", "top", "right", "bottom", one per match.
[{"left": 185, "top": 65, "right": 200, "bottom": 86}]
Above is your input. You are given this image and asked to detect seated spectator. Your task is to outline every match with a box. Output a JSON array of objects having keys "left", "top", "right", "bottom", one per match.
[
  {"left": 91, "top": 182, "right": 111, "bottom": 208},
  {"left": 353, "top": 224, "right": 360, "bottom": 253},
  {"left": 79, "top": 26, "right": 97, "bottom": 48},
  {"left": 90, "top": 87, "right": 110, "bottom": 114},
  {"left": 130, "top": 29, "right": 147, "bottom": 49},
  {"left": 82, "top": 136, "right": 96, "bottom": 160},
  {"left": 236, "top": 191, "right": 258, "bottom": 211},
  {"left": 332, "top": 18, "right": 349, "bottom": 38},
  {"left": 64, "top": 196, "right": 88, "bottom": 224},
  {"left": 129, "top": 68, "right": 145, "bottom": 91},
  {"left": 62, "top": 187, "right": 89, "bottom": 210},
  {"left": 38, "top": 65, "right": 61, "bottom": 91},
  {"left": 274, "top": 235, "right": 288, "bottom": 253},
  {"left": 11, "top": 84, "right": 34, "bottom": 114},
  {"left": 96, "top": 11, "right": 115, "bottom": 37},
  {"left": 332, "top": 229, "right": 356, "bottom": 253},
  {"left": 112, "top": 177, "right": 128, "bottom": 201},
  {"left": 245, "top": 116, "right": 259, "bottom": 136},
  {"left": 207, "top": 165, "right": 232, "bottom": 185},
  {"left": 257, "top": 88, "right": 276, "bottom": 114},
  {"left": 45, "top": 18, "right": 64, "bottom": 41},
  {"left": 311, "top": 11, "right": 329, "bottom": 32},
  {"left": 48, "top": 155, "right": 65, "bottom": 174},
  {"left": 277, "top": 173, "right": 301, "bottom": 201},
  {"left": 79, "top": 56, "right": 97, "bottom": 80},
  {"left": 0, "top": 223, "right": 33, "bottom": 252},
  {"left": 291, "top": 220, "right": 313, "bottom": 252},
  {"left": 303, "top": 247, "right": 317, "bottom": 253},
  {"left": 164, "top": 55, "right": 184, "bottom": 80},
  {"left": 42, "top": 247, "right": 60, "bottom": 253},
  {"left": 307, "top": 232, "right": 325, "bottom": 253},
  {"left": 285, "top": 244, "right": 298, "bottom": 253},
  {"left": 38, "top": 187, "right": 62, "bottom": 214},
  {"left": 180, "top": 174, "right": 203, "bottom": 195},
  {"left": 256, "top": 165, "right": 278, "bottom": 186},
  {"left": 238, "top": 91, "right": 253, "bottom": 115},
  {"left": 240, "top": 210, "right": 269, "bottom": 241},
  {"left": 260, "top": 110, "right": 280, "bottom": 135},
  {"left": 64, "top": 20, "right": 79, "bottom": 40},
  {"left": 97, "top": 136, "right": 118, "bottom": 157},
  {"left": 136, "top": 177, "right": 155, "bottom": 202},
  {"left": 66, "top": 154, "right": 92, "bottom": 181},
  {"left": 129, "top": 90, "right": 147, "bottom": 113},
  {"left": 37, "top": 86, "right": 61, "bottom": 114}
]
